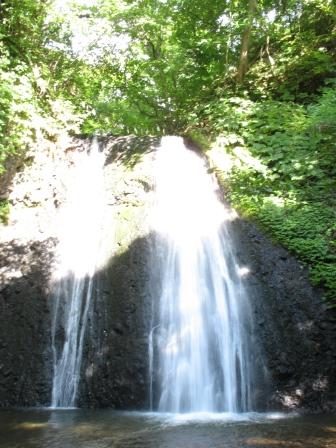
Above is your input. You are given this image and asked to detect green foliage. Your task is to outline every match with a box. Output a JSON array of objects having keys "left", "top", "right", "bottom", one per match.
[
  {"left": 0, "top": 43, "right": 33, "bottom": 170},
  {"left": 309, "top": 83, "right": 336, "bottom": 132},
  {"left": 184, "top": 129, "right": 211, "bottom": 152},
  {"left": 0, "top": 199, "right": 10, "bottom": 224},
  {"left": 243, "top": 0, "right": 336, "bottom": 100},
  {"left": 208, "top": 90, "right": 336, "bottom": 300},
  {"left": 1, "top": 0, "right": 334, "bottom": 137},
  {"left": 1, "top": 0, "right": 335, "bottom": 301},
  {"left": 0, "top": 0, "right": 84, "bottom": 173}
]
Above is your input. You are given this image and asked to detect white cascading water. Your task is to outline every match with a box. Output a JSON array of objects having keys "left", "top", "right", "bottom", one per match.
[
  {"left": 150, "top": 136, "right": 254, "bottom": 413},
  {"left": 51, "top": 139, "right": 105, "bottom": 408}
]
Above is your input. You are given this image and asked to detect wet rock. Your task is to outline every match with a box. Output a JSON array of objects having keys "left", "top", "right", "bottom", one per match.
[
  {"left": 1, "top": 134, "right": 336, "bottom": 413},
  {"left": 0, "top": 238, "right": 56, "bottom": 407},
  {"left": 229, "top": 216, "right": 336, "bottom": 412}
]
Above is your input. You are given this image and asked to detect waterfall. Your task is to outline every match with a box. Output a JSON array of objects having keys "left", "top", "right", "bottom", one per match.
[
  {"left": 150, "top": 136, "right": 254, "bottom": 413},
  {"left": 51, "top": 138, "right": 105, "bottom": 408}
]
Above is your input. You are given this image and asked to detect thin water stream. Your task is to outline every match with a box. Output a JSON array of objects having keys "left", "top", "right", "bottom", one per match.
[{"left": 51, "top": 139, "right": 105, "bottom": 407}]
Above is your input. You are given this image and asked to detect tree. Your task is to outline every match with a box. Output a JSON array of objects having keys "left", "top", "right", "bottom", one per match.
[{"left": 236, "top": 0, "right": 258, "bottom": 84}]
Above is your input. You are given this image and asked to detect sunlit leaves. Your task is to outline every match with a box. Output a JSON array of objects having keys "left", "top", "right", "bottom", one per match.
[{"left": 208, "top": 91, "right": 336, "bottom": 300}]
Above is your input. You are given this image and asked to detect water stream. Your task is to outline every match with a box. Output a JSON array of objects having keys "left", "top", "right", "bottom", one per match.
[
  {"left": 150, "top": 136, "right": 255, "bottom": 413},
  {"left": 51, "top": 139, "right": 105, "bottom": 408},
  {"left": 49, "top": 135, "right": 258, "bottom": 412}
]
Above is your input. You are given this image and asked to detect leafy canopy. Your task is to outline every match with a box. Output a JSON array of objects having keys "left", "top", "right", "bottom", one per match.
[{"left": 1, "top": 0, "right": 336, "bottom": 300}]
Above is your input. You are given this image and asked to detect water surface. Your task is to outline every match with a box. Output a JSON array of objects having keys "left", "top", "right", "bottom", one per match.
[{"left": 1, "top": 410, "right": 336, "bottom": 447}]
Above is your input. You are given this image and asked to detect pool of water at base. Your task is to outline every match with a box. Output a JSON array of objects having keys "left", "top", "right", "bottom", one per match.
[{"left": 1, "top": 409, "right": 336, "bottom": 448}]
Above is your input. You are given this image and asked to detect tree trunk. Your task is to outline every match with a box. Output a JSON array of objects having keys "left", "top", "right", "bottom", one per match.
[{"left": 236, "top": 0, "right": 257, "bottom": 84}]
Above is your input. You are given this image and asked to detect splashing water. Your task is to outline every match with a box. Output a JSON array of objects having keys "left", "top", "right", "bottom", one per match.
[
  {"left": 51, "top": 139, "right": 105, "bottom": 408},
  {"left": 150, "top": 136, "right": 255, "bottom": 413}
]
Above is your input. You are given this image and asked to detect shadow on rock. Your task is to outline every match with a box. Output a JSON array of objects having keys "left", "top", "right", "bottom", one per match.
[
  {"left": 0, "top": 238, "right": 56, "bottom": 407},
  {"left": 2, "top": 217, "right": 336, "bottom": 412},
  {"left": 228, "top": 217, "right": 336, "bottom": 412}
]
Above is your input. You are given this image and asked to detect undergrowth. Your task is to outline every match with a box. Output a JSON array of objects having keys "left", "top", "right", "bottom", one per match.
[
  {"left": 0, "top": 199, "right": 10, "bottom": 224},
  {"left": 198, "top": 86, "right": 336, "bottom": 302}
]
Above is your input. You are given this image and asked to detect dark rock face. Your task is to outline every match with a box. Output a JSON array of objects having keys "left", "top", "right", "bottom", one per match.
[
  {"left": 78, "top": 235, "right": 154, "bottom": 409},
  {"left": 0, "top": 135, "right": 158, "bottom": 409},
  {"left": 229, "top": 218, "right": 336, "bottom": 412},
  {"left": 52, "top": 136, "right": 158, "bottom": 409},
  {"left": 1, "top": 135, "right": 336, "bottom": 412},
  {"left": 0, "top": 239, "right": 55, "bottom": 406}
]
